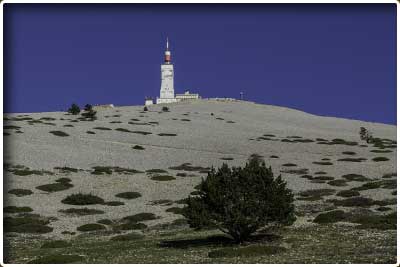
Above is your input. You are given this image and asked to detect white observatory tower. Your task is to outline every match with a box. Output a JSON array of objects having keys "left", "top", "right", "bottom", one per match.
[{"left": 156, "top": 38, "right": 177, "bottom": 104}]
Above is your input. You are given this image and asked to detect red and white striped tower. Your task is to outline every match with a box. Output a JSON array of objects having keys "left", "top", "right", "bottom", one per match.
[{"left": 164, "top": 37, "right": 171, "bottom": 64}]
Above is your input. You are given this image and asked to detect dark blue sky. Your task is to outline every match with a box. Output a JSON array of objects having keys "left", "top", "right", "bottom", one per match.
[{"left": 4, "top": 4, "right": 397, "bottom": 124}]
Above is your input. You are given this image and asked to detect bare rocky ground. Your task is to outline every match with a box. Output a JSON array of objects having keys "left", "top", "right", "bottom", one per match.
[{"left": 3, "top": 99, "right": 397, "bottom": 263}]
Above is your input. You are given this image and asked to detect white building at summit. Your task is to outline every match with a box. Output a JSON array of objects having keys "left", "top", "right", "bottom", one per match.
[{"left": 145, "top": 38, "right": 200, "bottom": 106}]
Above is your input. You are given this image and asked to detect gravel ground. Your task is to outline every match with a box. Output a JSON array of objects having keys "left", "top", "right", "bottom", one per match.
[{"left": 3, "top": 99, "right": 397, "bottom": 238}]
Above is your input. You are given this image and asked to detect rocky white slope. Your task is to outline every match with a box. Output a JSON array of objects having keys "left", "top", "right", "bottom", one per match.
[{"left": 3, "top": 100, "right": 397, "bottom": 237}]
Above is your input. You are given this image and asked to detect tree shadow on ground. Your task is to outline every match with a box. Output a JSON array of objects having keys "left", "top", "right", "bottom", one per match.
[{"left": 159, "top": 233, "right": 281, "bottom": 249}]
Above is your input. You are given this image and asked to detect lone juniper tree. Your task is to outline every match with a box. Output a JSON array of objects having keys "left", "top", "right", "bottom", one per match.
[
  {"left": 67, "top": 104, "right": 80, "bottom": 115},
  {"left": 183, "top": 156, "right": 296, "bottom": 243}
]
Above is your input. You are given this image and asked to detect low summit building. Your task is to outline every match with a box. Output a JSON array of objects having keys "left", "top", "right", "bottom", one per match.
[{"left": 145, "top": 38, "right": 200, "bottom": 106}]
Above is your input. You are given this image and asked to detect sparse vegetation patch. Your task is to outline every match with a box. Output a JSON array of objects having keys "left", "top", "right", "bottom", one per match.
[
  {"left": 91, "top": 166, "right": 143, "bottom": 175},
  {"left": 336, "top": 190, "right": 360, "bottom": 198},
  {"left": 77, "top": 223, "right": 106, "bottom": 232},
  {"left": 93, "top": 127, "right": 112, "bottom": 131},
  {"left": 312, "top": 161, "right": 333, "bottom": 165},
  {"left": 36, "top": 182, "right": 73, "bottom": 193},
  {"left": 8, "top": 189, "right": 33, "bottom": 197},
  {"left": 4, "top": 206, "right": 33, "bottom": 213},
  {"left": 151, "top": 175, "right": 176, "bottom": 181},
  {"left": 49, "top": 131, "right": 69, "bottom": 137},
  {"left": 115, "top": 192, "right": 142, "bottom": 199},
  {"left": 122, "top": 212, "right": 157, "bottom": 222},
  {"left": 61, "top": 193, "right": 105, "bottom": 205},
  {"left": 132, "top": 145, "right": 145, "bottom": 150},
  {"left": 4, "top": 215, "right": 52, "bottom": 233},
  {"left": 372, "top": 157, "right": 390, "bottom": 162},
  {"left": 342, "top": 174, "right": 370, "bottom": 182},
  {"left": 158, "top": 133, "right": 177, "bottom": 136},
  {"left": 59, "top": 208, "right": 104, "bottom": 216}
]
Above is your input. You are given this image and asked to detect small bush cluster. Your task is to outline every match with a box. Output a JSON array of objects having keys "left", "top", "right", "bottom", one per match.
[
  {"left": 67, "top": 103, "right": 80, "bottom": 115},
  {"left": 115, "top": 192, "right": 142, "bottom": 199},
  {"left": 8, "top": 188, "right": 33, "bottom": 197},
  {"left": 61, "top": 193, "right": 105, "bottom": 205},
  {"left": 77, "top": 223, "right": 106, "bottom": 232}
]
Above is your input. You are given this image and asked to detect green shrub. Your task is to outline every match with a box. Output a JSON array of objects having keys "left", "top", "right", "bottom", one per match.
[
  {"left": 10, "top": 167, "right": 53, "bottom": 176},
  {"left": 370, "top": 150, "right": 393, "bottom": 153},
  {"left": 77, "top": 223, "right": 106, "bottom": 232},
  {"left": 104, "top": 201, "right": 125, "bottom": 206},
  {"left": 184, "top": 157, "right": 295, "bottom": 243},
  {"left": 337, "top": 158, "right": 367, "bottom": 162},
  {"left": 67, "top": 104, "right": 80, "bottom": 115},
  {"left": 49, "top": 131, "right": 69, "bottom": 137},
  {"left": 36, "top": 182, "right": 73, "bottom": 192},
  {"left": 4, "top": 125, "right": 21, "bottom": 130},
  {"left": 4, "top": 216, "right": 52, "bottom": 233},
  {"left": 151, "top": 175, "right": 176, "bottom": 181},
  {"left": 220, "top": 157, "right": 234, "bottom": 161},
  {"left": 282, "top": 163, "right": 297, "bottom": 167},
  {"left": 169, "top": 163, "right": 210, "bottom": 172},
  {"left": 342, "top": 151, "right": 356, "bottom": 155},
  {"left": 311, "top": 176, "right": 335, "bottom": 181},
  {"left": 8, "top": 189, "right": 33, "bottom": 196},
  {"left": 350, "top": 212, "right": 396, "bottom": 230},
  {"left": 313, "top": 210, "right": 347, "bottom": 224},
  {"left": 297, "top": 189, "right": 336, "bottom": 201},
  {"left": 55, "top": 177, "right": 72, "bottom": 184},
  {"left": 61, "top": 193, "right": 105, "bottom": 205},
  {"left": 312, "top": 161, "right": 333, "bottom": 165},
  {"left": 372, "top": 157, "right": 390, "bottom": 162},
  {"left": 150, "top": 199, "right": 173, "bottom": 205},
  {"left": 376, "top": 207, "right": 392, "bottom": 212},
  {"left": 351, "top": 182, "right": 381, "bottom": 191},
  {"left": 4, "top": 206, "right": 33, "bottom": 213},
  {"left": 336, "top": 190, "right": 360, "bottom": 198},
  {"left": 158, "top": 133, "right": 177, "bottom": 136},
  {"left": 115, "top": 128, "right": 131, "bottom": 133},
  {"left": 110, "top": 233, "right": 144, "bottom": 241},
  {"left": 115, "top": 192, "right": 142, "bottom": 199},
  {"left": 208, "top": 245, "right": 286, "bottom": 258},
  {"left": 93, "top": 127, "right": 112, "bottom": 130},
  {"left": 59, "top": 208, "right": 104, "bottom": 216},
  {"left": 91, "top": 166, "right": 142, "bottom": 175},
  {"left": 122, "top": 212, "right": 157, "bottom": 222},
  {"left": 146, "top": 169, "right": 168, "bottom": 173},
  {"left": 342, "top": 174, "right": 370, "bottom": 182},
  {"left": 41, "top": 240, "right": 71, "bottom": 248},
  {"left": 165, "top": 207, "right": 185, "bottom": 215},
  {"left": 132, "top": 130, "right": 152, "bottom": 135}
]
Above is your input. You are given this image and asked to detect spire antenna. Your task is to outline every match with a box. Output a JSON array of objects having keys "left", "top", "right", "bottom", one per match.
[{"left": 166, "top": 37, "right": 169, "bottom": 51}]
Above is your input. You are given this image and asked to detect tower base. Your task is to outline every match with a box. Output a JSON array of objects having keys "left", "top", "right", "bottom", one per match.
[{"left": 156, "top": 98, "right": 179, "bottom": 104}]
